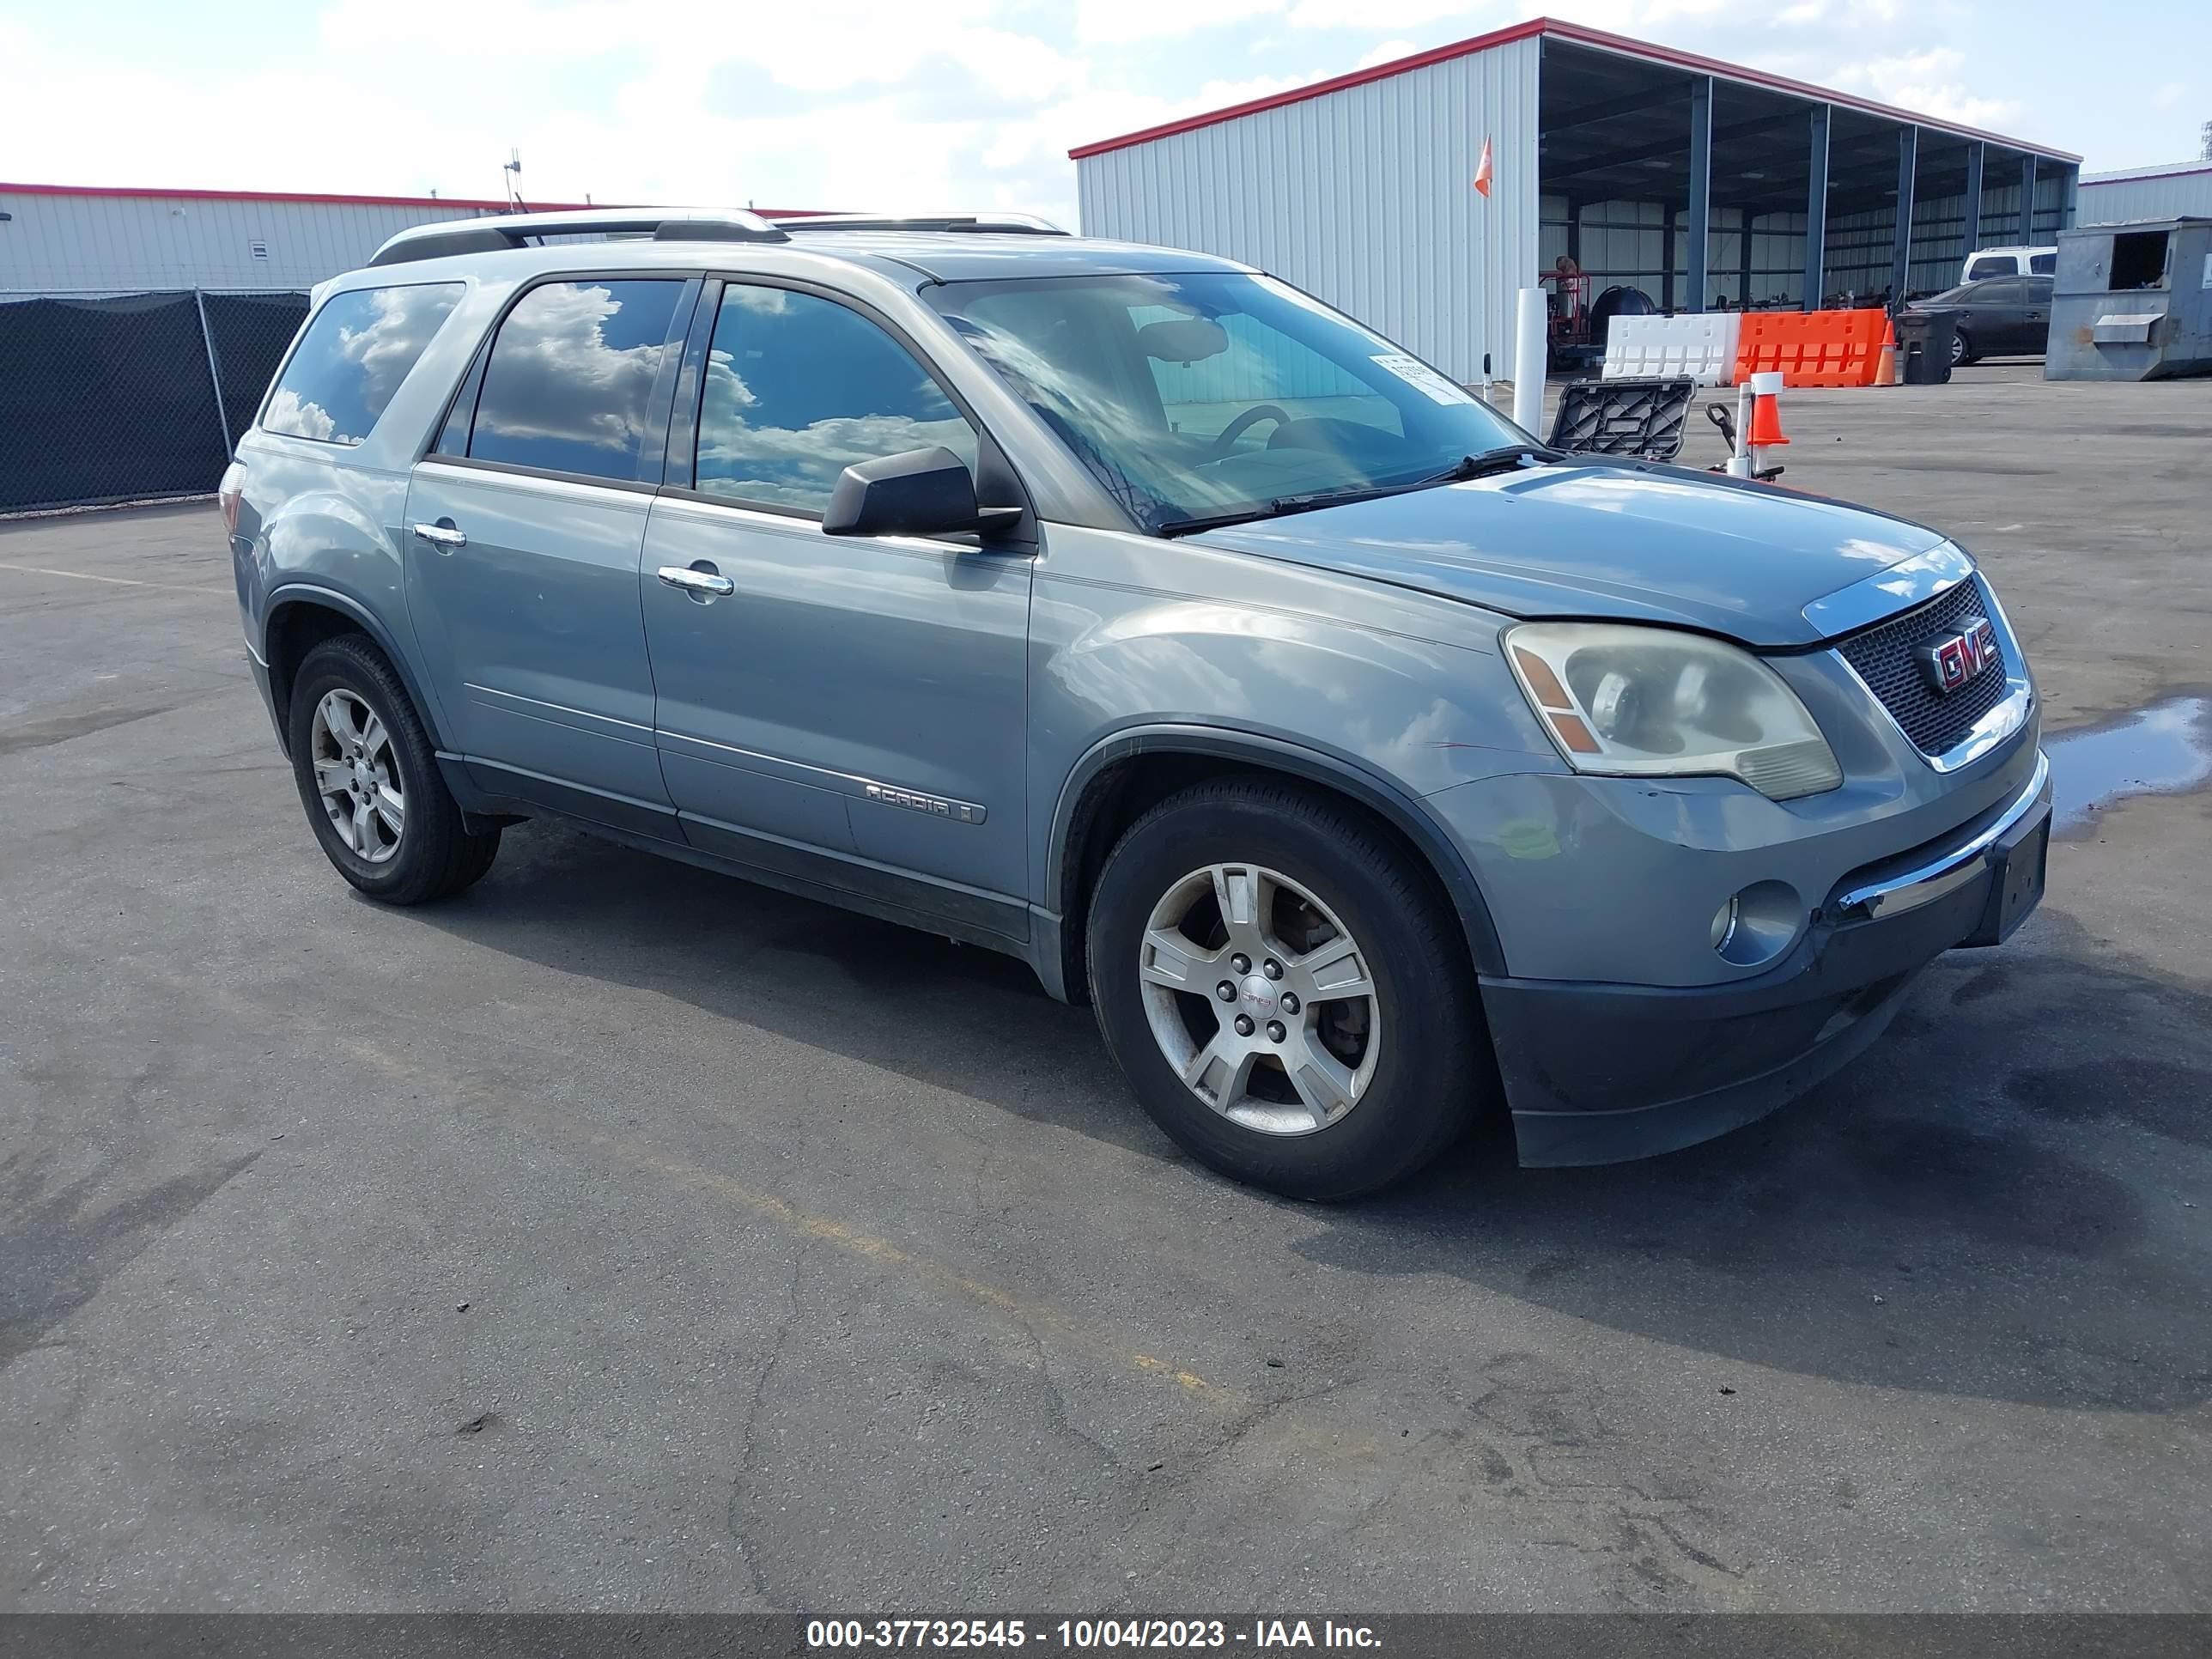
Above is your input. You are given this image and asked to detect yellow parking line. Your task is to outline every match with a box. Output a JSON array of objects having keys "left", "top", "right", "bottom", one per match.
[
  {"left": 342, "top": 1037, "right": 1243, "bottom": 1408},
  {"left": 0, "top": 559, "right": 232, "bottom": 595}
]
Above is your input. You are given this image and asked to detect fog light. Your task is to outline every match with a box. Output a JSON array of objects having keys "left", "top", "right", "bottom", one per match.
[{"left": 1710, "top": 880, "right": 1803, "bottom": 967}]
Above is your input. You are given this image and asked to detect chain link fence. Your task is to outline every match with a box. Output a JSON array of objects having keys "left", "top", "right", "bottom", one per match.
[{"left": 0, "top": 289, "right": 308, "bottom": 514}]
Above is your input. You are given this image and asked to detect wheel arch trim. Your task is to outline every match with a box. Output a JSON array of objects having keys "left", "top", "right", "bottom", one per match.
[
  {"left": 262, "top": 582, "right": 448, "bottom": 752},
  {"left": 1046, "top": 723, "right": 1507, "bottom": 978}
]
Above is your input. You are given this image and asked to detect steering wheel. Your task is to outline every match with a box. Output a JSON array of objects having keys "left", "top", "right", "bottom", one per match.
[{"left": 1204, "top": 404, "right": 1291, "bottom": 462}]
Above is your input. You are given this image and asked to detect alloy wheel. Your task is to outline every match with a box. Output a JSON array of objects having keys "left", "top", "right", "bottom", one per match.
[
  {"left": 1137, "top": 863, "right": 1380, "bottom": 1136},
  {"left": 309, "top": 688, "right": 404, "bottom": 864}
]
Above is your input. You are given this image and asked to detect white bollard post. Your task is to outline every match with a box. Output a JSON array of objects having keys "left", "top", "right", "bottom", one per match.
[
  {"left": 1727, "top": 381, "right": 1755, "bottom": 477},
  {"left": 1513, "top": 288, "right": 1547, "bottom": 437}
]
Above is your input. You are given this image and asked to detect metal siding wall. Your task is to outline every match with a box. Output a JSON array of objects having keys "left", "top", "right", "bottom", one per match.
[
  {"left": 0, "top": 191, "right": 483, "bottom": 293},
  {"left": 1075, "top": 36, "right": 1542, "bottom": 383},
  {"left": 2079, "top": 173, "right": 2212, "bottom": 224}
]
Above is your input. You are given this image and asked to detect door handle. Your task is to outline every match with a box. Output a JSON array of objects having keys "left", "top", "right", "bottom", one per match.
[
  {"left": 657, "top": 563, "right": 736, "bottom": 599},
  {"left": 411, "top": 520, "right": 466, "bottom": 550}
]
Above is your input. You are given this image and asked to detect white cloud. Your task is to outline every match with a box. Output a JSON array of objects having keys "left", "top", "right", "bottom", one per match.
[
  {"left": 1289, "top": 1, "right": 1490, "bottom": 29},
  {"left": 1825, "top": 46, "right": 2021, "bottom": 130},
  {"left": 1076, "top": 0, "right": 1285, "bottom": 44},
  {"left": 1353, "top": 39, "right": 1423, "bottom": 69}
]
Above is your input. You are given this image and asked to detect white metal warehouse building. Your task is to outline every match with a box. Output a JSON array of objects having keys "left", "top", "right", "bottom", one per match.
[
  {"left": 2077, "top": 162, "right": 2212, "bottom": 225},
  {"left": 0, "top": 183, "right": 596, "bottom": 295},
  {"left": 1072, "top": 16, "right": 2080, "bottom": 383}
]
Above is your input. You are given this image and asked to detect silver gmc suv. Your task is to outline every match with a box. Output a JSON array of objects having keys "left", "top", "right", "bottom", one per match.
[{"left": 221, "top": 208, "right": 2050, "bottom": 1200}]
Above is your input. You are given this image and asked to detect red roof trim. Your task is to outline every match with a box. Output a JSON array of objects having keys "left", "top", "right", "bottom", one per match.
[
  {"left": 0, "top": 181, "right": 830, "bottom": 216},
  {"left": 0, "top": 181, "right": 592, "bottom": 210},
  {"left": 1067, "top": 15, "right": 2080, "bottom": 164}
]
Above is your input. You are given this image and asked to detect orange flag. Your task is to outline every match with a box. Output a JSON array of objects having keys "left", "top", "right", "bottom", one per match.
[{"left": 1474, "top": 135, "right": 1493, "bottom": 198}]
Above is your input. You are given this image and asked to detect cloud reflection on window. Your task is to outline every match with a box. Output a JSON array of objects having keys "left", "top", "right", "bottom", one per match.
[
  {"left": 468, "top": 280, "right": 683, "bottom": 481},
  {"left": 692, "top": 286, "right": 975, "bottom": 514},
  {"left": 262, "top": 282, "right": 461, "bottom": 446}
]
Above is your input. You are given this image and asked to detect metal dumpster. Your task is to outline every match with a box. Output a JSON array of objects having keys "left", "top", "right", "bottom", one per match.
[{"left": 2045, "top": 216, "right": 2212, "bottom": 380}]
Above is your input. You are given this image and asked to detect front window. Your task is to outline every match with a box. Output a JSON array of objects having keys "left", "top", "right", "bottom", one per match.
[
  {"left": 692, "top": 284, "right": 975, "bottom": 514},
  {"left": 927, "top": 272, "right": 1523, "bottom": 532}
]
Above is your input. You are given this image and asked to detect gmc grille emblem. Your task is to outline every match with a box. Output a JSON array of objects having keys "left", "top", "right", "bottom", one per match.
[{"left": 1916, "top": 615, "right": 2000, "bottom": 696}]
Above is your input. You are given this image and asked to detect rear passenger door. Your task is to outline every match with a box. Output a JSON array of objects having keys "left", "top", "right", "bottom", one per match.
[
  {"left": 1966, "top": 280, "right": 2023, "bottom": 351},
  {"left": 639, "top": 279, "right": 1034, "bottom": 940},
  {"left": 404, "top": 275, "right": 696, "bottom": 834}
]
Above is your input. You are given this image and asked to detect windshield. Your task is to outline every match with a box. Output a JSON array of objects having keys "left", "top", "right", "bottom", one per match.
[{"left": 926, "top": 271, "right": 1526, "bottom": 533}]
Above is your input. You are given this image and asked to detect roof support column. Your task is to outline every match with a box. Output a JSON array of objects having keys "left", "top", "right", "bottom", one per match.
[
  {"left": 1892, "top": 125, "right": 1918, "bottom": 305},
  {"left": 1804, "top": 103, "right": 1830, "bottom": 310},
  {"left": 1686, "top": 75, "right": 1712, "bottom": 313},
  {"left": 2060, "top": 165, "right": 2077, "bottom": 230},
  {"left": 2019, "top": 154, "right": 2038, "bottom": 243},
  {"left": 1962, "top": 141, "right": 1984, "bottom": 259}
]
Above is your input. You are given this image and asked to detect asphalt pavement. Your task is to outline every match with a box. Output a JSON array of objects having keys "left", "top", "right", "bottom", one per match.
[{"left": 2, "top": 365, "right": 2208, "bottom": 1612}]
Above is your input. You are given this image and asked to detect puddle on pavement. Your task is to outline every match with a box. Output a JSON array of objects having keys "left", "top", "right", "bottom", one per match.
[{"left": 2047, "top": 696, "right": 2212, "bottom": 831}]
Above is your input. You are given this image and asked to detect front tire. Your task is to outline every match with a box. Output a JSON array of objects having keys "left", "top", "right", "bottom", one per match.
[
  {"left": 287, "top": 634, "right": 500, "bottom": 905},
  {"left": 1086, "top": 780, "right": 1487, "bottom": 1200}
]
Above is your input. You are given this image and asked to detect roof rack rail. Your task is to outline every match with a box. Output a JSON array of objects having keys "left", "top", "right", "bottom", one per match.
[
  {"left": 368, "top": 207, "right": 791, "bottom": 267},
  {"left": 781, "top": 213, "right": 1069, "bottom": 236}
]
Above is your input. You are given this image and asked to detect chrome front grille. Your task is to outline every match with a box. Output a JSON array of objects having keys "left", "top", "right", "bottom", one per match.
[{"left": 1834, "top": 577, "right": 2010, "bottom": 757}]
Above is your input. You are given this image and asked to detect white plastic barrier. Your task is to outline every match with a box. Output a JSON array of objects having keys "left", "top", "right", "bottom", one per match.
[{"left": 1601, "top": 313, "right": 1742, "bottom": 386}]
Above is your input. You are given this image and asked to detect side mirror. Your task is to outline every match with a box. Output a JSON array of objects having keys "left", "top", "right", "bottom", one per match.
[{"left": 823, "top": 446, "right": 1019, "bottom": 539}]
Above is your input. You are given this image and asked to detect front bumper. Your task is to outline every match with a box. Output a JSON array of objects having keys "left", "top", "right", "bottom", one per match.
[{"left": 1483, "top": 750, "right": 2051, "bottom": 1165}]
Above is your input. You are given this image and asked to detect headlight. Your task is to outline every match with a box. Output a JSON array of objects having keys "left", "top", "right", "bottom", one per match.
[{"left": 1504, "top": 622, "right": 1841, "bottom": 799}]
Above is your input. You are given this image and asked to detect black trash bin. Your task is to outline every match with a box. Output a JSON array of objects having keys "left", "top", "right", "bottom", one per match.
[{"left": 1894, "top": 311, "right": 1955, "bottom": 385}]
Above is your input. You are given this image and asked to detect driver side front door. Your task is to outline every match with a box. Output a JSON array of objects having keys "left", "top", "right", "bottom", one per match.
[{"left": 639, "top": 280, "right": 1036, "bottom": 944}]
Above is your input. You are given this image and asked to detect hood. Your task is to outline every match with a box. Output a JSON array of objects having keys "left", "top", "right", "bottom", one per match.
[{"left": 1191, "top": 459, "right": 1949, "bottom": 648}]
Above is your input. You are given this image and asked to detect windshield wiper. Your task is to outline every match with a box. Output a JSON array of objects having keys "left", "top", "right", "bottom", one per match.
[{"left": 1157, "top": 446, "right": 1553, "bottom": 538}]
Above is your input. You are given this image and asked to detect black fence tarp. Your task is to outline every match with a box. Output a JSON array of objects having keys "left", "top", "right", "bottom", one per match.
[
  {"left": 0, "top": 289, "right": 307, "bottom": 514},
  {"left": 201, "top": 291, "right": 312, "bottom": 453}
]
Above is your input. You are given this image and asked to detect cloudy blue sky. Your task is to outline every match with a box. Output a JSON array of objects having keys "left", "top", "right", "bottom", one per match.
[{"left": 1, "top": 1, "right": 2203, "bottom": 223}]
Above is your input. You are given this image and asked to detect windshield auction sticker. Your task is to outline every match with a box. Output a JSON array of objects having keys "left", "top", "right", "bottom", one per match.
[{"left": 1370, "top": 353, "right": 1474, "bottom": 404}]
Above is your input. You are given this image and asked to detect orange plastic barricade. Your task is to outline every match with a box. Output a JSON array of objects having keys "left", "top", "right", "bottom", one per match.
[{"left": 1730, "top": 308, "right": 1888, "bottom": 387}]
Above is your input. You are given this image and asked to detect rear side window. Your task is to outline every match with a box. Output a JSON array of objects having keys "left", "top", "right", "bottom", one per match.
[
  {"left": 261, "top": 283, "right": 463, "bottom": 444},
  {"left": 691, "top": 284, "right": 975, "bottom": 513},
  {"left": 467, "top": 279, "right": 686, "bottom": 483},
  {"left": 1966, "top": 256, "right": 2016, "bottom": 280},
  {"left": 1979, "top": 280, "right": 2026, "bottom": 305},
  {"left": 2029, "top": 252, "right": 2056, "bottom": 275}
]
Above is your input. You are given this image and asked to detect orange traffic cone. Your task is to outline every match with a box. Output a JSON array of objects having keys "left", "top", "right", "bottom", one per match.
[
  {"left": 1748, "top": 384, "right": 1790, "bottom": 449},
  {"left": 1875, "top": 319, "right": 1899, "bottom": 386}
]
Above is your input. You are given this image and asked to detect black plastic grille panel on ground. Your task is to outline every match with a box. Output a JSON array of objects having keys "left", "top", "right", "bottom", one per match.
[
  {"left": 1546, "top": 377, "right": 1695, "bottom": 461},
  {"left": 1834, "top": 576, "right": 2010, "bottom": 757}
]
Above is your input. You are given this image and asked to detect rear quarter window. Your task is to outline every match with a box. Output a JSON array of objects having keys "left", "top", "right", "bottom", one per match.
[
  {"left": 260, "top": 283, "right": 464, "bottom": 445},
  {"left": 2029, "top": 252, "right": 2056, "bottom": 275}
]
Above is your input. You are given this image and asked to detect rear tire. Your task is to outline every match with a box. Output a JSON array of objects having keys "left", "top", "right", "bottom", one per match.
[
  {"left": 1951, "top": 330, "right": 1977, "bottom": 367},
  {"left": 287, "top": 634, "right": 501, "bottom": 905},
  {"left": 1086, "top": 780, "right": 1487, "bottom": 1200}
]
